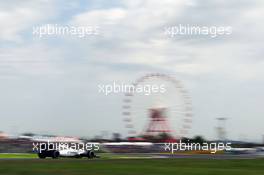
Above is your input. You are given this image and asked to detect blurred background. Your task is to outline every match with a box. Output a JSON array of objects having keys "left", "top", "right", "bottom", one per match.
[{"left": 0, "top": 0, "right": 264, "bottom": 156}]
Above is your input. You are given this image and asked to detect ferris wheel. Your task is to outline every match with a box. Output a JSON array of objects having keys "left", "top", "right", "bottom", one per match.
[{"left": 122, "top": 73, "right": 192, "bottom": 140}]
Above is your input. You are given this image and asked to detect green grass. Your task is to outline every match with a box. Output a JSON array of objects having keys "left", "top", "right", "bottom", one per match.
[
  {"left": 0, "top": 157, "right": 263, "bottom": 175},
  {"left": 0, "top": 153, "right": 37, "bottom": 159}
]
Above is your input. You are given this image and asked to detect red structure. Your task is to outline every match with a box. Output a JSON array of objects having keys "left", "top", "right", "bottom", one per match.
[{"left": 145, "top": 108, "right": 172, "bottom": 135}]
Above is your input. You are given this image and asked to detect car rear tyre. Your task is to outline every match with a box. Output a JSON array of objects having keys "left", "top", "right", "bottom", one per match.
[
  {"left": 38, "top": 153, "right": 46, "bottom": 159},
  {"left": 87, "top": 151, "right": 95, "bottom": 159}
]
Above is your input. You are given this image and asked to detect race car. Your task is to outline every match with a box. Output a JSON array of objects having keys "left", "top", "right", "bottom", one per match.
[{"left": 37, "top": 143, "right": 97, "bottom": 159}]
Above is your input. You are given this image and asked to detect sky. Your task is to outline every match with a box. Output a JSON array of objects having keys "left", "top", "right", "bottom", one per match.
[{"left": 0, "top": 0, "right": 264, "bottom": 142}]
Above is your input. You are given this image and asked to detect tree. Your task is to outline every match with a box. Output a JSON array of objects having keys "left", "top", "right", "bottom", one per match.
[
  {"left": 22, "top": 132, "right": 35, "bottom": 137},
  {"left": 112, "top": 133, "right": 121, "bottom": 142},
  {"left": 192, "top": 135, "right": 206, "bottom": 144}
]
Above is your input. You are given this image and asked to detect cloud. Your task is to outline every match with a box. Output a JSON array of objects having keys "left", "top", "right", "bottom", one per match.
[
  {"left": 0, "top": 0, "right": 57, "bottom": 42},
  {"left": 72, "top": 8, "right": 127, "bottom": 26},
  {"left": 66, "top": 0, "right": 264, "bottom": 81},
  {"left": 0, "top": 44, "right": 64, "bottom": 78}
]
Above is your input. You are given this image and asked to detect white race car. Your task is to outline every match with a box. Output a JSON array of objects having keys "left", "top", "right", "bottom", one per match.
[{"left": 38, "top": 144, "right": 96, "bottom": 159}]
